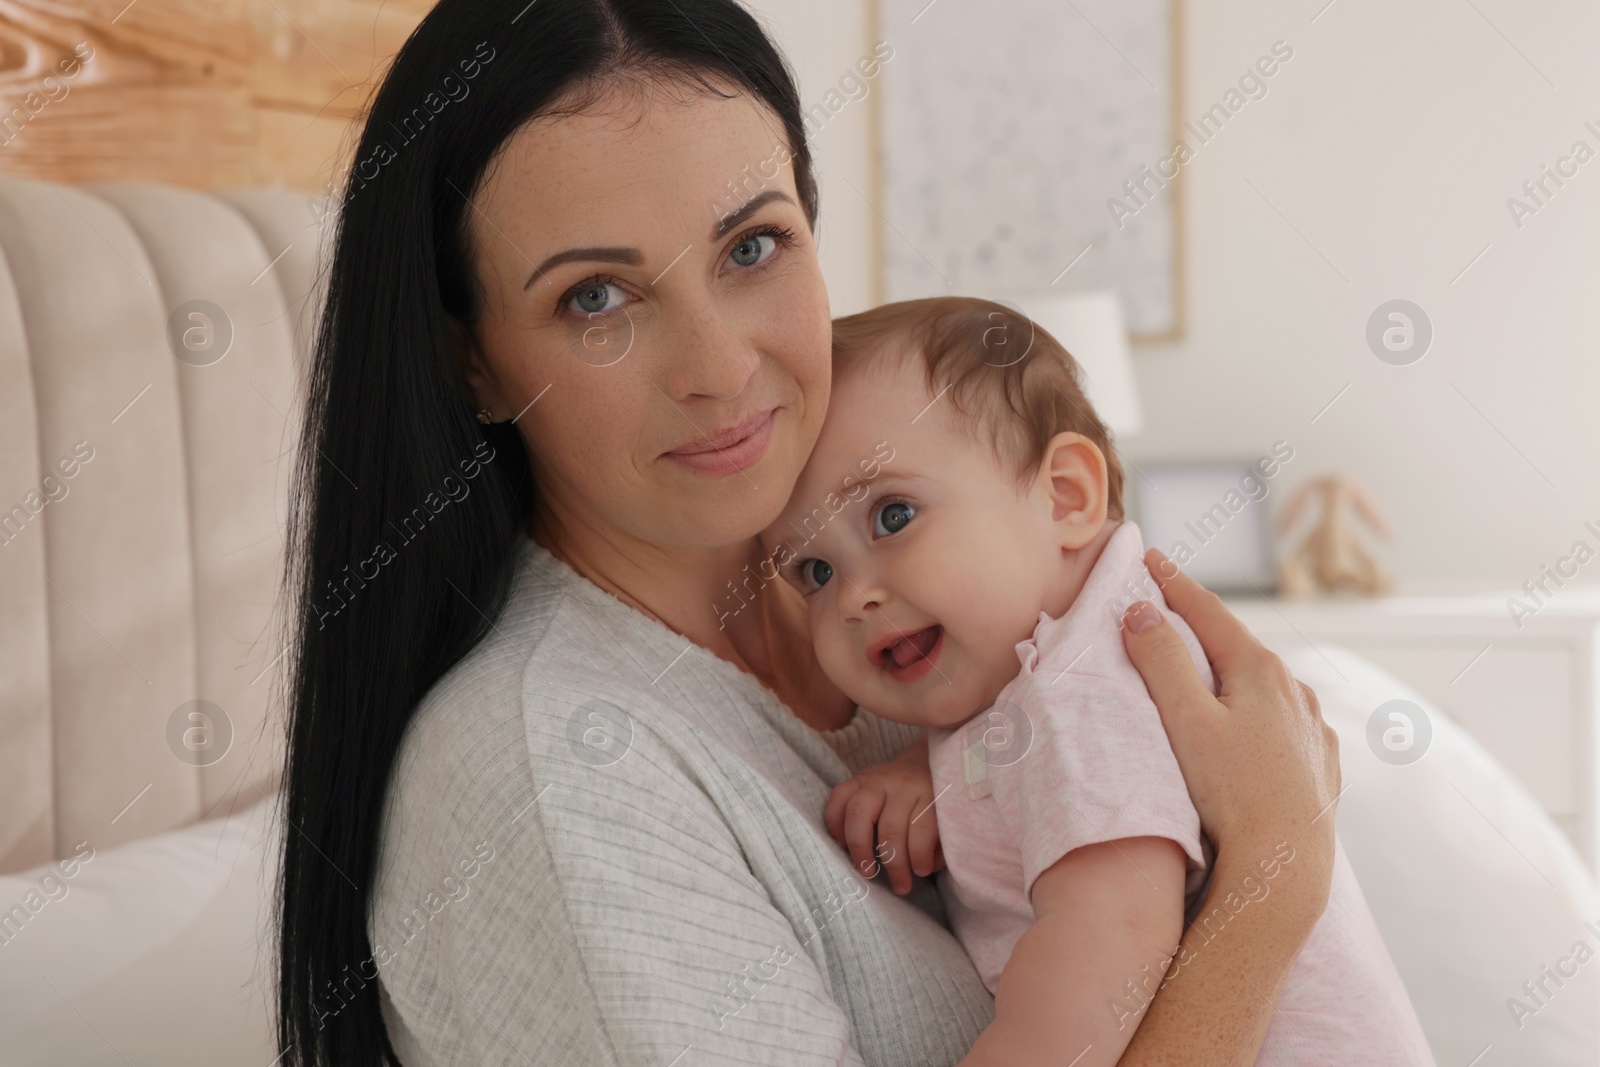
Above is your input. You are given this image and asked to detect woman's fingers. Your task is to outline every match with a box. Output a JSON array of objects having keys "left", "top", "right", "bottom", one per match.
[
  {"left": 1122, "top": 597, "right": 1230, "bottom": 829},
  {"left": 1301, "top": 680, "right": 1343, "bottom": 810},
  {"left": 1323, "top": 718, "right": 1342, "bottom": 794},
  {"left": 1141, "top": 547, "right": 1262, "bottom": 680},
  {"left": 1128, "top": 555, "right": 1342, "bottom": 868},
  {"left": 1120, "top": 598, "right": 1218, "bottom": 729}
]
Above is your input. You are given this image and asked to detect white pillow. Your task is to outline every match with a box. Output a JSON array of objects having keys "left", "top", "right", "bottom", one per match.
[
  {"left": 1273, "top": 640, "right": 1600, "bottom": 1066},
  {"left": 0, "top": 795, "right": 277, "bottom": 1066}
]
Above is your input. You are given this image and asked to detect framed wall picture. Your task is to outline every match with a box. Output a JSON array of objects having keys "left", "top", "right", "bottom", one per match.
[
  {"left": 874, "top": 0, "right": 1185, "bottom": 341},
  {"left": 1130, "top": 461, "right": 1279, "bottom": 594}
]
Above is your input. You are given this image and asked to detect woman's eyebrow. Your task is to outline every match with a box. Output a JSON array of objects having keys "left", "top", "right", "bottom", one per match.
[
  {"left": 524, "top": 246, "right": 643, "bottom": 291},
  {"left": 521, "top": 189, "right": 797, "bottom": 291},
  {"left": 713, "top": 190, "right": 796, "bottom": 239}
]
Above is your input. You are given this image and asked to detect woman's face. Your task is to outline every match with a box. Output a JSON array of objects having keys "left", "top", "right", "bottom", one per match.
[{"left": 461, "top": 79, "right": 832, "bottom": 551}]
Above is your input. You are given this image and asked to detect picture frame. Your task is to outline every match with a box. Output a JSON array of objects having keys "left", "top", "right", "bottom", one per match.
[
  {"left": 1128, "top": 460, "right": 1280, "bottom": 595},
  {"left": 870, "top": 0, "right": 1186, "bottom": 342}
]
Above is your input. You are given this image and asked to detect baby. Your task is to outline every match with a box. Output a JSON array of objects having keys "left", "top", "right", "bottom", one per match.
[{"left": 760, "top": 297, "right": 1435, "bottom": 1066}]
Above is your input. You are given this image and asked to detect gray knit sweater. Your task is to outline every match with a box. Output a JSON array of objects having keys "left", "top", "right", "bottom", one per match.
[{"left": 370, "top": 537, "right": 995, "bottom": 1065}]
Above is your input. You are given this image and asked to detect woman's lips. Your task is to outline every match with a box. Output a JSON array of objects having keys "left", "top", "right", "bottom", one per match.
[
  {"left": 877, "top": 625, "right": 943, "bottom": 684},
  {"left": 663, "top": 409, "right": 776, "bottom": 475}
]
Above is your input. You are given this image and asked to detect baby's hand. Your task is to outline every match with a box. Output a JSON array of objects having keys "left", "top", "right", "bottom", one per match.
[{"left": 824, "top": 734, "right": 944, "bottom": 895}]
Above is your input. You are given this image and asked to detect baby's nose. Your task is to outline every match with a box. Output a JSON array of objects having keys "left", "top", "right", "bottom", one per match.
[{"left": 838, "top": 573, "right": 886, "bottom": 620}]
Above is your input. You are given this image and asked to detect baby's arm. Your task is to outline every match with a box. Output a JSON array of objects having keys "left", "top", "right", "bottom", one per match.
[{"left": 960, "top": 837, "right": 1187, "bottom": 1067}]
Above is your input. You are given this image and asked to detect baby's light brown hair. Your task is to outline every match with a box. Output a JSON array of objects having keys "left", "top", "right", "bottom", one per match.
[{"left": 831, "top": 296, "right": 1125, "bottom": 521}]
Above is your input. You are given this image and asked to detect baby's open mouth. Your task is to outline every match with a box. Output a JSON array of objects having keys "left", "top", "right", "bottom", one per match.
[{"left": 877, "top": 625, "right": 942, "bottom": 672}]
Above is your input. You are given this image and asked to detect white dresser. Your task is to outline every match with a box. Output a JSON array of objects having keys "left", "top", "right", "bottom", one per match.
[{"left": 1224, "top": 587, "right": 1600, "bottom": 872}]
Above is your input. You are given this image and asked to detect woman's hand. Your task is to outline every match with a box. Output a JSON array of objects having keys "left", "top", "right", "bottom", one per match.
[
  {"left": 1103, "top": 548, "right": 1341, "bottom": 1065},
  {"left": 1120, "top": 547, "right": 1341, "bottom": 914}
]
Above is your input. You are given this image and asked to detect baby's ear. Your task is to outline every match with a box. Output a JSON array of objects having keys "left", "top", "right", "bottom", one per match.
[{"left": 1037, "top": 432, "right": 1109, "bottom": 548}]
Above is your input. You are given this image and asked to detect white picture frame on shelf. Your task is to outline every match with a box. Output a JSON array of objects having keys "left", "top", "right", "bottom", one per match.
[{"left": 1130, "top": 460, "right": 1278, "bottom": 594}]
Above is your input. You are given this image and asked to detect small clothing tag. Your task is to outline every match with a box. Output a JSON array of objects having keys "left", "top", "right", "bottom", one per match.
[{"left": 961, "top": 721, "right": 994, "bottom": 799}]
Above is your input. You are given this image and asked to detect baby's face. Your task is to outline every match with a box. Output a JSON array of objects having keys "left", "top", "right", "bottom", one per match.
[{"left": 761, "top": 355, "right": 1070, "bottom": 729}]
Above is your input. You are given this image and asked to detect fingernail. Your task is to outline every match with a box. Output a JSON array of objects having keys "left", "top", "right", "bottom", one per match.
[
  {"left": 1149, "top": 549, "right": 1180, "bottom": 580},
  {"left": 1124, "top": 600, "right": 1165, "bottom": 634}
]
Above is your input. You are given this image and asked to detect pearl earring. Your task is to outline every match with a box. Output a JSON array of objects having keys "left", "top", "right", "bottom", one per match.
[{"left": 475, "top": 409, "right": 493, "bottom": 425}]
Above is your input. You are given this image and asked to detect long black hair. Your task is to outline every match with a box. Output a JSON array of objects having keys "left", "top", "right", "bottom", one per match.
[{"left": 275, "top": 1, "right": 819, "bottom": 1062}]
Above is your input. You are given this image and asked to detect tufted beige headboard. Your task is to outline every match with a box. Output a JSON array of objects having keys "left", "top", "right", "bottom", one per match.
[{"left": 0, "top": 180, "right": 320, "bottom": 874}]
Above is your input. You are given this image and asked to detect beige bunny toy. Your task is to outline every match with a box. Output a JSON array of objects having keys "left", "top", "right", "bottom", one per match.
[{"left": 1277, "top": 475, "right": 1393, "bottom": 598}]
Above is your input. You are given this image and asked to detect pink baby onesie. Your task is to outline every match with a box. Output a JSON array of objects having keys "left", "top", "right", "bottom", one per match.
[{"left": 927, "top": 520, "right": 1435, "bottom": 1065}]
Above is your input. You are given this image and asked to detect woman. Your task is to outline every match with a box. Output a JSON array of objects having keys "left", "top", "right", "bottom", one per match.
[{"left": 275, "top": 0, "right": 1342, "bottom": 1063}]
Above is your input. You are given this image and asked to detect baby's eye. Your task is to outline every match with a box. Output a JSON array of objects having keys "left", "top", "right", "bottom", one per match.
[
  {"left": 567, "top": 281, "right": 627, "bottom": 315},
  {"left": 798, "top": 558, "right": 834, "bottom": 592},
  {"left": 872, "top": 501, "right": 916, "bottom": 538}
]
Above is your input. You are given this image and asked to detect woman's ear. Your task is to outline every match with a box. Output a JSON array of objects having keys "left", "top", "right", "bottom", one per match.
[
  {"left": 1036, "top": 431, "right": 1109, "bottom": 549},
  {"left": 448, "top": 314, "right": 505, "bottom": 419}
]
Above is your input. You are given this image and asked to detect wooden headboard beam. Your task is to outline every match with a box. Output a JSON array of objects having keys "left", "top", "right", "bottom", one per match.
[{"left": 0, "top": 0, "right": 433, "bottom": 192}]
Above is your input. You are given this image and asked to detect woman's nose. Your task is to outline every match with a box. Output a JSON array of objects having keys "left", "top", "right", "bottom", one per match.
[{"left": 661, "top": 295, "right": 760, "bottom": 402}]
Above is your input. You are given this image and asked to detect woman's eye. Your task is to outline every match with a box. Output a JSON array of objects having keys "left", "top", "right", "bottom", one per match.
[
  {"left": 727, "top": 233, "right": 776, "bottom": 269},
  {"left": 873, "top": 501, "right": 916, "bottom": 538},
  {"left": 568, "top": 281, "right": 626, "bottom": 315},
  {"left": 802, "top": 558, "right": 834, "bottom": 591}
]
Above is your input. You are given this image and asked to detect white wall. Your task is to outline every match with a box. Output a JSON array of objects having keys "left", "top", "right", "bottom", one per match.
[
  {"left": 1129, "top": 0, "right": 1600, "bottom": 593},
  {"left": 758, "top": 0, "right": 1600, "bottom": 594},
  {"left": 743, "top": 0, "right": 880, "bottom": 318}
]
